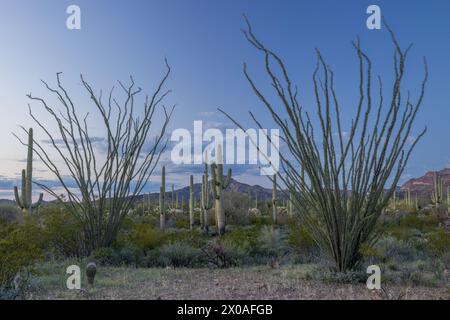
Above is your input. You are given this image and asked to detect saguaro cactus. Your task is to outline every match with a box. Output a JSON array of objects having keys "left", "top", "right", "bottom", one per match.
[
  {"left": 405, "top": 188, "right": 412, "bottom": 209},
  {"left": 210, "top": 145, "right": 232, "bottom": 236},
  {"left": 189, "top": 175, "right": 195, "bottom": 230},
  {"left": 159, "top": 166, "right": 166, "bottom": 230},
  {"left": 431, "top": 172, "right": 444, "bottom": 205},
  {"left": 272, "top": 174, "right": 277, "bottom": 223},
  {"left": 171, "top": 184, "right": 175, "bottom": 208},
  {"left": 14, "top": 128, "right": 43, "bottom": 215},
  {"left": 288, "top": 190, "right": 294, "bottom": 217},
  {"left": 201, "top": 155, "right": 213, "bottom": 232}
]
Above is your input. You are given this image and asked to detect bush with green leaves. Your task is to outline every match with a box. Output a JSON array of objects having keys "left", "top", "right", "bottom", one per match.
[
  {"left": 41, "top": 205, "right": 86, "bottom": 258},
  {"left": 117, "top": 218, "right": 164, "bottom": 252},
  {"left": 223, "top": 192, "right": 251, "bottom": 225},
  {"left": 156, "top": 242, "right": 203, "bottom": 268},
  {"left": 91, "top": 247, "right": 120, "bottom": 266},
  {"left": 0, "top": 204, "right": 20, "bottom": 224},
  {"left": 0, "top": 219, "right": 46, "bottom": 288}
]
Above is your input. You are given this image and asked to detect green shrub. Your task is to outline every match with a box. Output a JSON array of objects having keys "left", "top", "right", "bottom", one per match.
[
  {"left": 427, "top": 229, "right": 450, "bottom": 257},
  {"left": 41, "top": 206, "right": 86, "bottom": 258},
  {"left": 92, "top": 247, "right": 120, "bottom": 266},
  {"left": 305, "top": 266, "right": 366, "bottom": 284},
  {"left": 0, "top": 204, "right": 20, "bottom": 224},
  {"left": 288, "top": 224, "right": 316, "bottom": 254},
  {"left": 117, "top": 245, "right": 144, "bottom": 267},
  {"left": 156, "top": 242, "right": 203, "bottom": 268},
  {"left": 200, "top": 240, "right": 241, "bottom": 268},
  {"left": 221, "top": 226, "right": 260, "bottom": 254},
  {"left": 162, "top": 229, "right": 208, "bottom": 248},
  {"left": 258, "top": 226, "right": 288, "bottom": 257},
  {"left": 0, "top": 219, "right": 46, "bottom": 287},
  {"left": 375, "top": 236, "right": 425, "bottom": 263},
  {"left": 117, "top": 221, "right": 164, "bottom": 252},
  {"left": 224, "top": 192, "right": 250, "bottom": 225}
]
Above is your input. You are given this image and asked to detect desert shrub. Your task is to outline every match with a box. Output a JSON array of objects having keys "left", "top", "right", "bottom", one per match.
[
  {"left": 162, "top": 229, "right": 209, "bottom": 248},
  {"left": 375, "top": 236, "right": 425, "bottom": 263},
  {"left": 0, "top": 220, "right": 46, "bottom": 288},
  {"left": 257, "top": 226, "right": 290, "bottom": 267},
  {"left": 116, "top": 220, "right": 164, "bottom": 252},
  {"left": 0, "top": 269, "right": 40, "bottom": 300},
  {"left": 117, "top": 245, "right": 144, "bottom": 267},
  {"left": 201, "top": 240, "right": 242, "bottom": 268},
  {"left": 0, "top": 204, "right": 20, "bottom": 224},
  {"left": 259, "top": 226, "right": 288, "bottom": 255},
  {"left": 427, "top": 229, "right": 450, "bottom": 257},
  {"left": 166, "top": 208, "right": 189, "bottom": 229},
  {"left": 40, "top": 206, "right": 87, "bottom": 258},
  {"left": 156, "top": 242, "right": 203, "bottom": 268},
  {"left": 381, "top": 262, "right": 436, "bottom": 286},
  {"left": 288, "top": 224, "right": 316, "bottom": 254},
  {"left": 305, "top": 266, "right": 367, "bottom": 284},
  {"left": 221, "top": 226, "right": 260, "bottom": 255},
  {"left": 91, "top": 247, "right": 120, "bottom": 266},
  {"left": 223, "top": 192, "right": 250, "bottom": 225},
  {"left": 249, "top": 214, "right": 271, "bottom": 227}
]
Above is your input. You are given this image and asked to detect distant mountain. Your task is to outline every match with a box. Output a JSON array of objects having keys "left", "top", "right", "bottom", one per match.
[
  {"left": 134, "top": 178, "right": 287, "bottom": 203},
  {"left": 0, "top": 199, "right": 16, "bottom": 206},
  {"left": 401, "top": 168, "right": 450, "bottom": 197}
]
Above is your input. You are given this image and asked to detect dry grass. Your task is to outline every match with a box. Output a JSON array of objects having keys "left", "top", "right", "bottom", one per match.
[{"left": 29, "top": 262, "right": 449, "bottom": 300}]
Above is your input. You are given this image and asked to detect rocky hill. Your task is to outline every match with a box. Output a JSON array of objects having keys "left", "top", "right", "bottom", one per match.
[
  {"left": 135, "top": 178, "right": 287, "bottom": 203},
  {"left": 401, "top": 168, "right": 450, "bottom": 197}
]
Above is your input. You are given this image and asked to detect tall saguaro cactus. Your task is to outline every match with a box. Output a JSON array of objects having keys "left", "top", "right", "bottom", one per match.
[
  {"left": 288, "top": 190, "right": 294, "bottom": 217},
  {"left": 189, "top": 175, "right": 195, "bottom": 230},
  {"left": 14, "top": 128, "right": 43, "bottom": 215},
  {"left": 431, "top": 172, "right": 444, "bottom": 205},
  {"left": 210, "top": 145, "right": 232, "bottom": 235},
  {"left": 272, "top": 174, "right": 277, "bottom": 223},
  {"left": 159, "top": 166, "right": 166, "bottom": 230},
  {"left": 201, "top": 154, "right": 213, "bottom": 233}
]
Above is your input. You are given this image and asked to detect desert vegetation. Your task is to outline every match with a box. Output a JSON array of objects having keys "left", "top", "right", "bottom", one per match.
[{"left": 0, "top": 19, "right": 449, "bottom": 300}]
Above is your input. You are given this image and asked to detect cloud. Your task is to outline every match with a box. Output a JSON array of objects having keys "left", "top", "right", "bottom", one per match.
[
  {"left": 41, "top": 136, "right": 107, "bottom": 149},
  {"left": 198, "top": 111, "right": 215, "bottom": 117}
]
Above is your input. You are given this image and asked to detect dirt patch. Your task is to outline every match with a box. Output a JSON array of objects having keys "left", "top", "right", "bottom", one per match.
[{"left": 31, "top": 265, "right": 449, "bottom": 300}]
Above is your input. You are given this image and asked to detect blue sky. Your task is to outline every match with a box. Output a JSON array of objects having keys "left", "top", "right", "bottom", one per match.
[{"left": 0, "top": 0, "right": 449, "bottom": 198}]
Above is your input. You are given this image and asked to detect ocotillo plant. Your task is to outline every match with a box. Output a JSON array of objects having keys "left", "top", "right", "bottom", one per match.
[
  {"left": 189, "top": 175, "right": 195, "bottom": 230},
  {"left": 431, "top": 172, "right": 444, "bottom": 205},
  {"left": 159, "top": 166, "right": 166, "bottom": 230},
  {"left": 210, "top": 144, "right": 232, "bottom": 235},
  {"left": 14, "top": 128, "right": 43, "bottom": 215},
  {"left": 272, "top": 174, "right": 277, "bottom": 223},
  {"left": 220, "top": 18, "right": 428, "bottom": 271}
]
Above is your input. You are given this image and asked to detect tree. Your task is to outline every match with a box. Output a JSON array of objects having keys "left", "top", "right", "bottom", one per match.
[
  {"left": 16, "top": 61, "right": 173, "bottom": 252},
  {"left": 221, "top": 17, "right": 428, "bottom": 272}
]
